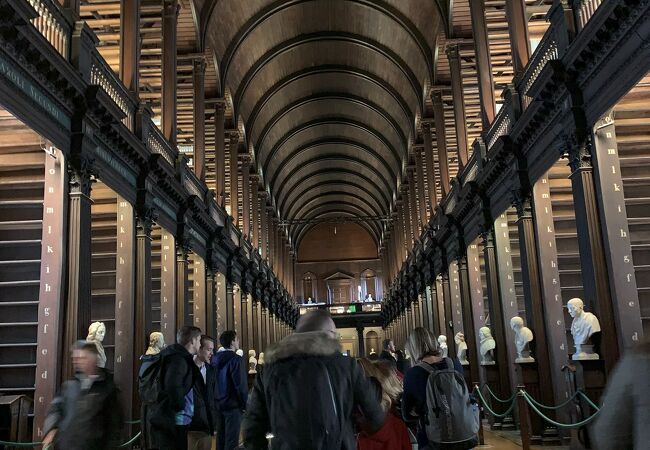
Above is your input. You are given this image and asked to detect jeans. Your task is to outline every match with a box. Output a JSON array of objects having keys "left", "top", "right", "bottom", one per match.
[{"left": 217, "top": 409, "right": 242, "bottom": 450}]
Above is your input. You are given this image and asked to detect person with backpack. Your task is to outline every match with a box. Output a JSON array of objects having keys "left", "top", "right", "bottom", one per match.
[
  {"left": 241, "top": 309, "right": 385, "bottom": 450},
  {"left": 402, "top": 327, "right": 479, "bottom": 450},
  {"left": 148, "top": 325, "right": 202, "bottom": 450},
  {"left": 212, "top": 330, "right": 247, "bottom": 450},
  {"left": 138, "top": 332, "right": 166, "bottom": 449}
]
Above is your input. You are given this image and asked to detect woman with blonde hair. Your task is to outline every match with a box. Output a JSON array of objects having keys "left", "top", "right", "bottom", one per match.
[
  {"left": 402, "top": 328, "right": 476, "bottom": 450},
  {"left": 356, "top": 358, "right": 412, "bottom": 450}
]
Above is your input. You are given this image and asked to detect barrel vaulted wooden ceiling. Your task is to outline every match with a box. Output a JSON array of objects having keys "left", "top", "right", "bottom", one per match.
[{"left": 81, "top": 0, "right": 552, "bottom": 250}]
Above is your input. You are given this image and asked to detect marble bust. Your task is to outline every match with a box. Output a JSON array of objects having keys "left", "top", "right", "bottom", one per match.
[
  {"left": 86, "top": 321, "right": 107, "bottom": 368},
  {"left": 248, "top": 349, "right": 258, "bottom": 374},
  {"left": 145, "top": 331, "right": 165, "bottom": 356},
  {"left": 258, "top": 352, "right": 265, "bottom": 366},
  {"left": 438, "top": 335, "right": 448, "bottom": 358},
  {"left": 567, "top": 298, "right": 601, "bottom": 360},
  {"left": 455, "top": 332, "right": 469, "bottom": 365},
  {"left": 479, "top": 326, "right": 496, "bottom": 365},
  {"left": 510, "top": 316, "right": 535, "bottom": 363},
  {"left": 236, "top": 349, "right": 244, "bottom": 357}
]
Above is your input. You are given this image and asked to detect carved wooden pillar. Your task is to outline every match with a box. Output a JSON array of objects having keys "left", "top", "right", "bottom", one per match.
[
  {"left": 241, "top": 155, "right": 251, "bottom": 240},
  {"left": 441, "top": 268, "right": 457, "bottom": 356},
  {"left": 193, "top": 57, "right": 206, "bottom": 180},
  {"left": 269, "top": 214, "right": 277, "bottom": 268},
  {"left": 134, "top": 202, "right": 154, "bottom": 376},
  {"left": 251, "top": 175, "right": 260, "bottom": 249},
  {"left": 225, "top": 281, "right": 234, "bottom": 331},
  {"left": 430, "top": 278, "right": 442, "bottom": 336},
  {"left": 260, "top": 193, "right": 268, "bottom": 260},
  {"left": 414, "top": 144, "right": 428, "bottom": 225},
  {"left": 176, "top": 239, "right": 190, "bottom": 329},
  {"left": 422, "top": 121, "right": 438, "bottom": 212},
  {"left": 408, "top": 167, "right": 420, "bottom": 236},
  {"left": 505, "top": 0, "right": 531, "bottom": 77},
  {"left": 215, "top": 101, "right": 226, "bottom": 207},
  {"left": 160, "top": 230, "right": 176, "bottom": 343},
  {"left": 161, "top": 0, "right": 179, "bottom": 144},
  {"left": 567, "top": 137, "right": 619, "bottom": 371},
  {"left": 119, "top": 0, "right": 140, "bottom": 97},
  {"left": 401, "top": 187, "right": 413, "bottom": 250},
  {"left": 192, "top": 256, "right": 206, "bottom": 331},
  {"left": 62, "top": 159, "right": 93, "bottom": 380},
  {"left": 241, "top": 292, "right": 249, "bottom": 353},
  {"left": 447, "top": 43, "right": 469, "bottom": 167},
  {"left": 513, "top": 191, "right": 557, "bottom": 409},
  {"left": 228, "top": 131, "right": 240, "bottom": 226},
  {"left": 469, "top": 0, "right": 496, "bottom": 128},
  {"left": 458, "top": 249, "right": 481, "bottom": 384},
  {"left": 432, "top": 90, "right": 450, "bottom": 196},
  {"left": 481, "top": 228, "right": 514, "bottom": 397},
  {"left": 206, "top": 269, "right": 216, "bottom": 336}
]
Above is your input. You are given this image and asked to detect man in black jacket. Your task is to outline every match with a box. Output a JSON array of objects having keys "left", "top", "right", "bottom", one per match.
[
  {"left": 212, "top": 330, "right": 247, "bottom": 450},
  {"left": 379, "top": 338, "right": 397, "bottom": 369},
  {"left": 241, "top": 310, "right": 385, "bottom": 450},
  {"left": 150, "top": 325, "right": 202, "bottom": 450},
  {"left": 189, "top": 335, "right": 218, "bottom": 450},
  {"left": 42, "top": 340, "right": 123, "bottom": 450}
]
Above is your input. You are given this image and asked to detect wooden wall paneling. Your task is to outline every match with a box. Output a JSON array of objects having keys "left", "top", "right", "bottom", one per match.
[
  {"left": 216, "top": 271, "right": 227, "bottom": 337},
  {"left": 449, "top": 261, "right": 465, "bottom": 335},
  {"left": 176, "top": 241, "right": 190, "bottom": 329},
  {"left": 206, "top": 269, "right": 216, "bottom": 336},
  {"left": 114, "top": 197, "right": 136, "bottom": 423},
  {"left": 159, "top": 228, "right": 176, "bottom": 344},
  {"left": 192, "top": 253, "right": 206, "bottom": 331},
  {"left": 33, "top": 148, "right": 65, "bottom": 440}
]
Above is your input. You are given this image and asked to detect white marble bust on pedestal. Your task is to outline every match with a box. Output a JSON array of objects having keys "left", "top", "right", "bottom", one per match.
[
  {"left": 479, "top": 326, "right": 496, "bottom": 365},
  {"left": 87, "top": 321, "right": 107, "bottom": 368},
  {"left": 258, "top": 352, "right": 265, "bottom": 366},
  {"left": 146, "top": 331, "right": 165, "bottom": 356},
  {"left": 510, "top": 316, "right": 535, "bottom": 363},
  {"left": 567, "top": 298, "right": 601, "bottom": 360},
  {"left": 438, "top": 335, "right": 448, "bottom": 358},
  {"left": 248, "top": 349, "right": 258, "bottom": 373},
  {"left": 455, "top": 332, "right": 469, "bottom": 365}
]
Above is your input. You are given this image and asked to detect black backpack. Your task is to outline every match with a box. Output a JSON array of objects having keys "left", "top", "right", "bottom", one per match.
[{"left": 138, "top": 354, "right": 162, "bottom": 404}]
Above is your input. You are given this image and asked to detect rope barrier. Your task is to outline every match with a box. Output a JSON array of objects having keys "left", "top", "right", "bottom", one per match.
[
  {"left": 473, "top": 385, "right": 517, "bottom": 418},
  {"left": 118, "top": 431, "right": 142, "bottom": 447},
  {"left": 0, "top": 424, "right": 141, "bottom": 449},
  {"left": 521, "top": 390, "right": 601, "bottom": 429},
  {"left": 0, "top": 440, "right": 43, "bottom": 447},
  {"left": 523, "top": 388, "right": 583, "bottom": 411},
  {"left": 481, "top": 383, "right": 517, "bottom": 404}
]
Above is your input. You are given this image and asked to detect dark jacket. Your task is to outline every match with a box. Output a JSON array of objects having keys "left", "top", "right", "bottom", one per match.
[
  {"left": 149, "top": 343, "right": 197, "bottom": 441},
  {"left": 190, "top": 360, "right": 218, "bottom": 434},
  {"left": 379, "top": 350, "right": 397, "bottom": 368},
  {"left": 43, "top": 368, "right": 123, "bottom": 450},
  {"left": 241, "top": 331, "right": 385, "bottom": 450},
  {"left": 138, "top": 354, "right": 159, "bottom": 449},
  {"left": 212, "top": 350, "right": 247, "bottom": 411}
]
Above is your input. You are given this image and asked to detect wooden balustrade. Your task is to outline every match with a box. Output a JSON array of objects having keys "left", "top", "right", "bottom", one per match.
[
  {"left": 145, "top": 122, "right": 178, "bottom": 168},
  {"left": 485, "top": 99, "right": 514, "bottom": 153},
  {"left": 571, "top": 0, "right": 604, "bottom": 31},
  {"left": 89, "top": 57, "right": 136, "bottom": 131},
  {"left": 26, "top": 0, "right": 71, "bottom": 59}
]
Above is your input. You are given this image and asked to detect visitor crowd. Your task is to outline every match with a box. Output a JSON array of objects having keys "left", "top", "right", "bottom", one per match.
[{"left": 40, "top": 309, "right": 644, "bottom": 450}]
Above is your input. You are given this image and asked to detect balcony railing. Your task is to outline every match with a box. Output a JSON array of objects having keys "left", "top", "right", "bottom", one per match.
[
  {"left": 485, "top": 99, "right": 513, "bottom": 152},
  {"left": 145, "top": 122, "right": 178, "bottom": 168},
  {"left": 89, "top": 53, "right": 136, "bottom": 131},
  {"left": 571, "top": 0, "right": 604, "bottom": 31},
  {"left": 299, "top": 301, "right": 382, "bottom": 316},
  {"left": 26, "top": 0, "right": 71, "bottom": 59}
]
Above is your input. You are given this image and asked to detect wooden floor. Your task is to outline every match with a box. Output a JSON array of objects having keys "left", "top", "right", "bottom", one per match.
[{"left": 481, "top": 429, "right": 569, "bottom": 449}]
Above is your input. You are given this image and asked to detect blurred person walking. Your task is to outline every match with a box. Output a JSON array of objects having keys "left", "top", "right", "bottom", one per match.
[
  {"left": 42, "top": 340, "right": 123, "bottom": 450},
  {"left": 189, "top": 335, "right": 218, "bottom": 450}
]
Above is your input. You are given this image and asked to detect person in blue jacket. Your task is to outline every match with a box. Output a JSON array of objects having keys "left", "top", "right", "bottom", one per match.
[{"left": 211, "top": 330, "right": 247, "bottom": 450}]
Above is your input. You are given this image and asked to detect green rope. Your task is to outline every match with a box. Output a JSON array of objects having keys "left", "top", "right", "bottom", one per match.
[
  {"left": 0, "top": 440, "right": 42, "bottom": 447},
  {"left": 522, "top": 391, "right": 601, "bottom": 429},
  {"left": 123, "top": 419, "right": 141, "bottom": 424},
  {"left": 473, "top": 384, "right": 517, "bottom": 418},
  {"left": 482, "top": 383, "right": 517, "bottom": 404},
  {"left": 118, "top": 431, "right": 142, "bottom": 447},
  {"left": 523, "top": 389, "right": 583, "bottom": 411},
  {"left": 577, "top": 391, "right": 601, "bottom": 412}
]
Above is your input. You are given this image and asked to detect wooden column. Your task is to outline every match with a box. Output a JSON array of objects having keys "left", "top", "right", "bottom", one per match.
[
  {"left": 467, "top": 243, "right": 488, "bottom": 373},
  {"left": 225, "top": 281, "right": 234, "bottom": 331},
  {"left": 568, "top": 138, "right": 619, "bottom": 371},
  {"left": 447, "top": 43, "right": 469, "bottom": 167},
  {"left": 269, "top": 214, "right": 277, "bottom": 268},
  {"left": 62, "top": 160, "right": 93, "bottom": 380},
  {"left": 161, "top": 0, "right": 178, "bottom": 144},
  {"left": 432, "top": 90, "right": 450, "bottom": 196},
  {"left": 414, "top": 145, "right": 428, "bottom": 224},
  {"left": 260, "top": 193, "right": 268, "bottom": 260},
  {"left": 469, "top": 0, "right": 496, "bottom": 128},
  {"left": 251, "top": 175, "right": 260, "bottom": 249},
  {"left": 241, "top": 293, "right": 249, "bottom": 352},
  {"left": 251, "top": 300, "right": 259, "bottom": 352},
  {"left": 119, "top": 0, "right": 140, "bottom": 96},
  {"left": 260, "top": 306, "right": 268, "bottom": 351},
  {"left": 505, "top": 0, "right": 531, "bottom": 77},
  {"left": 114, "top": 198, "right": 135, "bottom": 421},
  {"left": 408, "top": 167, "right": 420, "bottom": 236},
  {"left": 135, "top": 205, "right": 154, "bottom": 360},
  {"left": 481, "top": 228, "right": 514, "bottom": 398},
  {"left": 514, "top": 191, "right": 558, "bottom": 409},
  {"left": 160, "top": 230, "right": 176, "bottom": 343},
  {"left": 441, "top": 269, "right": 457, "bottom": 356},
  {"left": 430, "top": 279, "right": 441, "bottom": 336},
  {"left": 458, "top": 250, "right": 481, "bottom": 384},
  {"left": 34, "top": 151, "right": 66, "bottom": 440},
  {"left": 192, "top": 255, "right": 206, "bottom": 331},
  {"left": 206, "top": 269, "right": 216, "bottom": 336},
  {"left": 591, "top": 113, "right": 643, "bottom": 350},
  {"left": 449, "top": 262, "right": 465, "bottom": 335},
  {"left": 401, "top": 188, "right": 413, "bottom": 250},
  {"left": 192, "top": 57, "right": 206, "bottom": 180},
  {"left": 215, "top": 101, "right": 226, "bottom": 207},
  {"left": 176, "top": 240, "right": 190, "bottom": 329},
  {"left": 422, "top": 121, "right": 438, "bottom": 212},
  {"left": 228, "top": 131, "right": 240, "bottom": 225},
  {"left": 215, "top": 272, "right": 227, "bottom": 336},
  {"left": 241, "top": 155, "right": 251, "bottom": 240}
]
